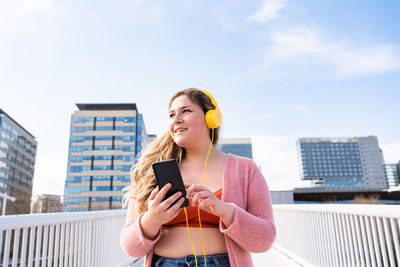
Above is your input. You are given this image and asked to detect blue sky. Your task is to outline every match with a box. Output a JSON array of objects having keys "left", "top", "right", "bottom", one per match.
[{"left": 1, "top": 0, "right": 399, "bottom": 196}]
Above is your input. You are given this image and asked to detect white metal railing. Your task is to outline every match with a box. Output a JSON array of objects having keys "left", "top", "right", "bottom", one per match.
[
  {"left": 2, "top": 205, "right": 399, "bottom": 267},
  {"left": 272, "top": 204, "right": 400, "bottom": 267},
  {"left": 0, "top": 210, "right": 130, "bottom": 267}
]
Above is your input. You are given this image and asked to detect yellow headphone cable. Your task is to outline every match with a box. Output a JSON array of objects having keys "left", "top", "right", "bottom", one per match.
[{"left": 182, "top": 128, "right": 214, "bottom": 267}]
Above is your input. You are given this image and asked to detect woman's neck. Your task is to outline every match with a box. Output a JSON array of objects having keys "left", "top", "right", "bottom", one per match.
[{"left": 183, "top": 144, "right": 218, "bottom": 164}]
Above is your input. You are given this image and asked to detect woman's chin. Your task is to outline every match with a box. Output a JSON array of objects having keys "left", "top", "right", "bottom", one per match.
[{"left": 173, "top": 137, "right": 188, "bottom": 147}]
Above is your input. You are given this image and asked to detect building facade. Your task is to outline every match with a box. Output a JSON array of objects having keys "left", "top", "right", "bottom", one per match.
[
  {"left": 64, "top": 104, "right": 149, "bottom": 212},
  {"left": 0, "top": 109, "right": 37, "bottom": 215},
  {"left": 297, "top": 136, "right": 386, "bottom": 190},
  {"left": 384, "top": 162, "right": 400, "bottom": 189},
  {"left": 217, "top": 138, "right": 253, "bottom": 159},
  {"left": 32, "top": 194, "right": 63, "bottom": 213}
]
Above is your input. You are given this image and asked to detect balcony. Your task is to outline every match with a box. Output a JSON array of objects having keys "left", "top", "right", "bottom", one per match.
[{"left": 1, "top": 204, "right": 399, "bottom": 266}]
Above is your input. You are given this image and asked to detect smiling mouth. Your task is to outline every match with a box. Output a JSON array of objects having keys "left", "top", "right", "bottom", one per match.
[{"left": 175, "top": 128, "right": 187, "bottom": 133}]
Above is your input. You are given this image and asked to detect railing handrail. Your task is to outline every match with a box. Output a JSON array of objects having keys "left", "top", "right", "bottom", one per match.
[
  {"left": 273, "top": 204, "right": 400, "bottom": 218},
  {"left": 0, "top": 209, "right": 127, "bottom": 230}
]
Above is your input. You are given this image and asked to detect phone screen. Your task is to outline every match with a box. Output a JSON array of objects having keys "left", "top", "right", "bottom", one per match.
[{"left": 152, "top": 159, "right": 189, "bottom": 208}]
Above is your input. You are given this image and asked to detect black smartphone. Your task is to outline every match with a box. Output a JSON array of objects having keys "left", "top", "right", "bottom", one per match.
[{"left": 152, "top": 159, "right": 189, "bottom": 208}]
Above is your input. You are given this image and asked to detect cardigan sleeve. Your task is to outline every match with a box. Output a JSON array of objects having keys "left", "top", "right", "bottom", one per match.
[
  {"left": 120, "top": 199, "right": 162, "bottom": 257},
  {"left": 219, "top": 160, "right": 276, "bottom": 253}
]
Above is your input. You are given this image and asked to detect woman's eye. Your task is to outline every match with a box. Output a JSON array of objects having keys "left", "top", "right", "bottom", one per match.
[
  {"left": 169, "top": 114, "right": 175, "bottom": 118},
  {"left": 183, "top": 109, "right": 191, "bottom": 113}
]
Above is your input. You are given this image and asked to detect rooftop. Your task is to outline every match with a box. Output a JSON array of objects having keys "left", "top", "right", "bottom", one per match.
[{"left": 76, "top": 103, "right": 138, "bottom": 111}]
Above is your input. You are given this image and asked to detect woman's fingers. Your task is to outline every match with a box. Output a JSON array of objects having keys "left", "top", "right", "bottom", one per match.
[
  {"left": 153, "top": 183, "right": 171, "bottom": 204},
  {"left": 191, "top": 191, "right": 211, "bottom": 207},
  {"left": 149, "top": 186, "right": 159, "bottom": 200},
  {"left": 198, "top": 198, "right": 216, "bottom": 211},
  {"left": 160, "top": 191, "right": 183, "bottom": 210},
  {"left": 167, "top": 197, "right": 186, "bottom": 216},
  {"left": 186, "top": 184, "right": 209, "bottom": 198}
]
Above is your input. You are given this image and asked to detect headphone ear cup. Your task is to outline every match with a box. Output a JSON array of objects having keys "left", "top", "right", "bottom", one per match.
[
  {"left": 201, "top": 90, "right": 222, "bottom": 129},
  {"left": 205, "top": 107, "right": 221, "bottom": 129}
]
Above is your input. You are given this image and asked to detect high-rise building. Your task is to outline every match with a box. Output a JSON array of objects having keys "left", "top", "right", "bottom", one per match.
[
  {"left": 297, "top": 136, "right": 386, "bottom": 190},
  {"left": 218, "top": 138, "right": 253, "bottom": 159},
  {"left": 384, "top": 162, "right": 400, "bottom": 189},
  {"left": 64, "top": 103, "right": 149, "bottom": 212},
  {"left": 0, "top": 109, "right": 37, "bottom": 215}
]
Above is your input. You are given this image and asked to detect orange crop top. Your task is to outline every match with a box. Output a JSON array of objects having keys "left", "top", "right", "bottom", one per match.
[{"left": 164, "top": 188, "right": 222, "bottom": 228}]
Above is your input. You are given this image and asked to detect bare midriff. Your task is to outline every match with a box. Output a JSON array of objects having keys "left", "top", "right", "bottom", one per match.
[{"left": 154, "top": 226, "right": 228, "bottom": 257}]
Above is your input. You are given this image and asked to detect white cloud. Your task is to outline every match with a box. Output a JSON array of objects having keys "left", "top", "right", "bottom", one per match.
[
  {"left": 332, "top": 45, "right": 400, "bottom": 77},
  {"left": 381, "top": 142, "right": 400, "bottom": 164},
  {"left": 268, "top": 27, "right": 324, "bottom": 58},
  {"left": 249, "top": 0, "right": 286, "bottom": 23},
  {"left": 264, "top": 26, "right": 400, "bottom": 77},
  {"left": 252, "top": 26, "right": 400, "bottom": 77}
]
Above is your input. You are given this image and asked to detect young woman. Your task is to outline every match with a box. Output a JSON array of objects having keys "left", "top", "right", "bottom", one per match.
[{"left": 120, "top": 88, "right": 276, "bottom": 267}]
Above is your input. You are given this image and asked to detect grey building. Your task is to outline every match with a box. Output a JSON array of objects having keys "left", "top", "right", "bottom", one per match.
[
  {"left": 297, "top": 136, "right": 386, "bottom": 190},
  {"left": 0, "top": 109, "right": 37, "bottom": 215},
  {"left": 64, "top": 103, "right": 149, "bottom": 212},
  {"left": 218, "top": 138, "right": 253, "bottom": 159},
  {"left": 384, "top": 162, "right": 400, "bottom": 189}
]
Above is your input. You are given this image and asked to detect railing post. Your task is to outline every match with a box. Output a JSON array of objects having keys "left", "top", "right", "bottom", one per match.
[
  {"left": 350, "top": 215, "right": 360, "bottom": 266},
  {"left": 3, "top": 230, "right": 11, "bottom": 267},
  {"left": 13, "top": 229, "right": 21, "bottom": 266},
  {"left": 383, "top": 218, "right": 395, "bottom": 267},
  {"left": 376, "top": 217, "right": 389, "bottom": 267},
  {"left": 88, "top": 220, "right": 93, "bottom": 267},
  {"left": 360, "top": 216, "right": 372, "bottom": 267},
  {"left": 21, "top": 227, "right": 29, "bottom": 267},
  {"left": 390, "top": 218, "right": 400, "bottom": 265}
]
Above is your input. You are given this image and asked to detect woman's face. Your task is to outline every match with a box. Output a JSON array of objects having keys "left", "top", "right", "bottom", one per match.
[{"left": 169, "top": 95, "right": 209, "bottom": 148}]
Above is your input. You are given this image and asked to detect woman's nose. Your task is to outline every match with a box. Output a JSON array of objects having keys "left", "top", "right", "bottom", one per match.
[{"left": 173, "top": 113, "right": 183, "bottom": 123}]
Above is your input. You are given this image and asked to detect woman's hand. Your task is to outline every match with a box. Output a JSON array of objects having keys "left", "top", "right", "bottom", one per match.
[
  {"left": 186, "top": 184, "right": 234, "bottom": 227},
  {"left": 141, "top": 183, "right": 185, "bottom": 239}
]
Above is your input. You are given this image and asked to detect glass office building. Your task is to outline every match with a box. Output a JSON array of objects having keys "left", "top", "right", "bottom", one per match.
[
  {"left": 384, "top": 162, "right": 400, "bottom": 189},
  {"left": 297, "top": 136, "right": 386, "bottom": 190},
  {"left": 64, "top": 104, "right": 149, "bottom": 211},
  {"left": 0, "top": 109, "right": 37, "bottom": 215},
  {"left": 218, "top": 138, "right": 253, "bottom": 159}
]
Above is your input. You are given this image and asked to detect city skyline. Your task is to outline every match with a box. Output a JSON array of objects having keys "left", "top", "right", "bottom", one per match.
[{"left": 1, "top": 0, "right": 399, "bottom": 196}]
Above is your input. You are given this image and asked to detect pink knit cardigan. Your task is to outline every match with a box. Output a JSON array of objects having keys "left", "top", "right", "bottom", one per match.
[{"left": 120, "top": 154, "right": 276, "bottom": 267}]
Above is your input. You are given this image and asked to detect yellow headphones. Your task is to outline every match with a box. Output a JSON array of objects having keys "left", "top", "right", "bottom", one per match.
[{"left": 201, "top": 90, "right": 222, "bottom": 129}]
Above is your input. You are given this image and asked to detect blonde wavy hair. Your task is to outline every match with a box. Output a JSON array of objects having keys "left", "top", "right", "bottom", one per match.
[{"left": 123, "top": 88, "right": 220, "bottom": 214}]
